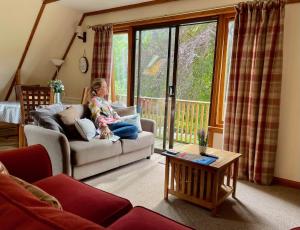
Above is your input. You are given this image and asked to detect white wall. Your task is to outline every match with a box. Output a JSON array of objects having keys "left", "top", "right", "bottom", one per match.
[
  {"left": 275, "top": 4, "right": 300, "bottom": 182},
  {"left": 0, "top": 0, "right": 41, "bottom": 100},
  {"left": 61, "top": 0, "right": 300, "bottom": 182},
  {"left": 0, "top": 1, "right": 82, "bottom": 100},
  {"left": 21, "top": 3, "right": 82, "bottom": 87}
]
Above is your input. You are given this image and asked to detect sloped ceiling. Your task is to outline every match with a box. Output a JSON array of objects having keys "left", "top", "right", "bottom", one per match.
[
  {"left": 0, "top": 0, "right": 82, "bottom": 100},
  {"left": 0, "top": 0, "right": 161, "bottom": 100},
  {"left": 0, "top": 0, "right": 41, "bottom": 100},
  {"left": 21, "top": 3, "right": 82, "bottom": 87}
]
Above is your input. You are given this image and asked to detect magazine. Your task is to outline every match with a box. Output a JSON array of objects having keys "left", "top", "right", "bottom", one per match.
[{"left": 176, "top": 152, "right": 217, "bottom": 165}]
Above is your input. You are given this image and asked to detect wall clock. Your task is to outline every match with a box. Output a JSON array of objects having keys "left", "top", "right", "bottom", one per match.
[{"left": 79, "top": 53, "right": 89, "bottom": 73}]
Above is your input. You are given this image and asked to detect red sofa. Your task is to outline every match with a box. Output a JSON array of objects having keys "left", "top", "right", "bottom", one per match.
[{"left": 0, "top": 145, "right": 193, "bottom": 230}]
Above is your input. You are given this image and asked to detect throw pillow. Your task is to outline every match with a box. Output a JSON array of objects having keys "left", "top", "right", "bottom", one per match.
[
  {"left": 30, "top": 103, "right": 65, "bottom": 133},
  {"left": 121, "top": 114, "right": 142, "bottom": 132},
  {"left": 57, "top": 106, "right": 81, "bottom": 140},
  {"left": 75, "top": 118, "right": 97, "bottom": 141},
  {"left": 57, "top": 106, "right": 80, "bottom": 126},
  {"left": 11, "top": 175, "right": 62, "bottom": 210},
  {"left": 111, "top": 102, "right": 126, "bottom": 110},
  {"left": 115, "top": 106, "right": 136, "bottom": 117},
  {"left": 0, "top": 161, "right": 9, "bottom": 175},
  {"left": 0, "top": 163, "right": 62, "bottom": 210}
]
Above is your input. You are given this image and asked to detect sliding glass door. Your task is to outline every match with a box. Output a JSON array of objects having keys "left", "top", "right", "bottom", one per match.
[{"left": 134, "top": 20, "right": 217, "bottom": 152}]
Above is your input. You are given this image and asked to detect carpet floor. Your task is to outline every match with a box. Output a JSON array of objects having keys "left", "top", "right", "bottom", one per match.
[{"left": 84, "top": 153, "right": 300, "bottom": 230}]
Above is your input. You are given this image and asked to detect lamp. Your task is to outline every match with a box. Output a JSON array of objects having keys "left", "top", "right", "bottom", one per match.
[
  {"left": 51, "top": 58, "right": 64, "bottom": 79},
  {"left": 76, "top": 26, "right": 86, "bottom": 43}
]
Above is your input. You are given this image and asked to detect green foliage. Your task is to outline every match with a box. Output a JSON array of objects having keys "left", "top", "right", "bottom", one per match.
[
  {"left": 113, "top": 22, "right": 217, "bottom": 102},
  {"left": 48, "top": 80, "right": 64, "bottom": 93},
  {"left": 113, "top": 34, "right": 128, "bottom": 96}
]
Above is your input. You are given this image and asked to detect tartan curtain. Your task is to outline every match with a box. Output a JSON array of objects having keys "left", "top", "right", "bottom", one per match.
[
  {"left": 223, "top": 0, "right": 285, "bottom": 185},
  {"left": 91, "top": 24, "right": 113, "bottom": 89}
]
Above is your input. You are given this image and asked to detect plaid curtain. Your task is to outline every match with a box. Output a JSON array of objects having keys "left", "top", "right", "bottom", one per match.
[
  {"left": 91, "top": 24, "right": 113, "bottom": 88},
  {"left": 223, "top": 0, "right": 285, "bottom": 185}
]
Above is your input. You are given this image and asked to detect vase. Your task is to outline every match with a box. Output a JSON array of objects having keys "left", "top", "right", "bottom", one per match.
[
  {"left": 199, "top": 145, "right": 207, "bottom": 154},
  {"left": 54, "top": 92, "right": 61, "bottom": 104}
]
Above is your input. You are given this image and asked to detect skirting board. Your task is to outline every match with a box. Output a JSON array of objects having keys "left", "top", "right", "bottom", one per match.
[{"left": 273, "top": 177, "right": 300, "bottom": 190}]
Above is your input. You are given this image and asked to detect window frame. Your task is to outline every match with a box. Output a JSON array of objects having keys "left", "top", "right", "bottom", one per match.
[{"left": 113, "top": 9, "right": 236, "bottom": 145}]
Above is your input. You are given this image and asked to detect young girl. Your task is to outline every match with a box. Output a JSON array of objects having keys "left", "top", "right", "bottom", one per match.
[{"left": 89, "top": 78, "right": 138, "bottom": 140}]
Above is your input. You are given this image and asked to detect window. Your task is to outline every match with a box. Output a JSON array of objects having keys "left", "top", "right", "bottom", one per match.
[{"left": 113, "top": 10, "right": 235, "bottom": 147}]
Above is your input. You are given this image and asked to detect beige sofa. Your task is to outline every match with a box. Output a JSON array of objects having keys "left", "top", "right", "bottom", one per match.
[{"left": 24, "top": 104, "right": 155, "bottom": 180}]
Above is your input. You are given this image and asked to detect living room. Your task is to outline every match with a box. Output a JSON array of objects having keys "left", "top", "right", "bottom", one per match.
[{"left": 0, "top": 0, "right": 300, "bottom": 229}]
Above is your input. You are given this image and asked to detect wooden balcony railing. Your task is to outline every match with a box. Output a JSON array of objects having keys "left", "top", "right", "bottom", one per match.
[{"left": 116, "top": 95, "right": 210, "bottom": 145}]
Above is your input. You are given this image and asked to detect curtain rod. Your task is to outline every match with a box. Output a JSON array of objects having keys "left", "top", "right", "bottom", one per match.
[
  {"left": 85, "top": 5, "right": 235, "bottom": 29},
  {"left": 85, "top": 0, "right": 299, "bottom": 29}
]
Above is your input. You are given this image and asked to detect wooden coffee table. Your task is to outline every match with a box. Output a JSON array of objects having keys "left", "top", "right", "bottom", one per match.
[{"left": 163, "top": 144, "right": 241, "bottom": 215}]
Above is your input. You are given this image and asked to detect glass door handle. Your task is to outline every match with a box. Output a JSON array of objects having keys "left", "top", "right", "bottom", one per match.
[{"left": 169, "top": 86, "right": 175, "bottom": 97}]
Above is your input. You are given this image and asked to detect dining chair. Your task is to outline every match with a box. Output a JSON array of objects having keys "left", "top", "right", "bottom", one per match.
[
  {"left": 16, "top": 85, "right": 53, "bottom": 146},
  {"left": 81, "top": 87, "right": 90, "bottom": 104}
]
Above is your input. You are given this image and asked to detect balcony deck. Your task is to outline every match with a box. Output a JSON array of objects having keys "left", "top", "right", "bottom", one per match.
[{"left": 154, "top": 137, "right": 187, "bottom": 151}]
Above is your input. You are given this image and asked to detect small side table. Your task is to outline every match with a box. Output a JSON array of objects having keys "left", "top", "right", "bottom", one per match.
[{"left": 163, "top": 145, "right": 241, "bottom": 216}]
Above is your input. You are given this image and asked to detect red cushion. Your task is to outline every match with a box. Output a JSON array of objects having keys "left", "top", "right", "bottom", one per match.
[
  {"left": 34, "top": 174, "right": 133, "bottom": 227},
  {"left": 0, "top": 174, "right": 103, "bottom": 230},
  {"left": 108, "top": 206, "right": 193, "bottom": 230},
  {"left": 0, "top": 145, "right": 52, "bottom": 183}
]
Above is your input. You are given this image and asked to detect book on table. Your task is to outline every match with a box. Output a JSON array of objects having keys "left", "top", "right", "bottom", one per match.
[{"left": 164, "top": 151, "right": 217, "bottom": 165}]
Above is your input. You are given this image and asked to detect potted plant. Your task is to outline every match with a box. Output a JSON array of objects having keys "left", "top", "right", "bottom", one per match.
[
  {"left": 48, "top": 79, "right": 64, "bottom": 103},
  {"left": 197, "top": 129, "right": 208, "bottom": 154}
]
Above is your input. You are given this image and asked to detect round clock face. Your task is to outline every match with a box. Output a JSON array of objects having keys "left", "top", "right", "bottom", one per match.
[{"left": 79, "top": 56, "right": 88, "bottom": 73}]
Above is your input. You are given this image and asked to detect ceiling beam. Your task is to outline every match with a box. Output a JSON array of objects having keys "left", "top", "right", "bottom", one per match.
[
  {"left": 43, "top": 0, "right": 60, "bottom": 4},
  {"left": 84, "top": 0, "right": 178, "bottom": 16}
]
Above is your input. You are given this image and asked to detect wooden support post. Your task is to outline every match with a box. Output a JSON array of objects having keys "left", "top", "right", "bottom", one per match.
[{"left": 164, "top": 156, "right": 170, "bottom": 200}]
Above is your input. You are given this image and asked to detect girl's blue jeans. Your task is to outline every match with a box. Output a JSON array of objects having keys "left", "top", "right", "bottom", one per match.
[{"left": 108, "top": 122, "right": 138, "bottom": 139}]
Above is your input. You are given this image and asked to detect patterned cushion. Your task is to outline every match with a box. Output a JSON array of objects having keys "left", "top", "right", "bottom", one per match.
[
  {"left": 0, "top": 174, "right": 103, "bottom": 229},
  {"left": 0, "top": 161, "right": 9, "bottom": 175},
  {"left": 11, "top": 175, "right": 62, "bottom": 210},
  {"left": 0, "top": 161, "right": 62, "bottom": 209}
]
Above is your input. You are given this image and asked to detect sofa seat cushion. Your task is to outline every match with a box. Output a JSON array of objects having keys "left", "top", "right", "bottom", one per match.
[
  {"left": 121, "top": 131, "right": 154, "bottom": 153},
  {"left": 0, "top": 174, "right": 103, "bottom": 230},
  {"left": 108, "top": 206, "right": 193, "bottom": 230},
  {"left": 70, "top": 139, "right": 122, "bottom": 166},
  {"left": 34, "top": 174, "right": 133, "bottom": 227}
]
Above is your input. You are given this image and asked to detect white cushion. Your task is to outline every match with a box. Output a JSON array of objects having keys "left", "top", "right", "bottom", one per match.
[
  {"left": 74, "top": 118, "right": 96, "bottom": 141},
  {"left": 121, "top": 114, "right": 142, "bottom": 132}
]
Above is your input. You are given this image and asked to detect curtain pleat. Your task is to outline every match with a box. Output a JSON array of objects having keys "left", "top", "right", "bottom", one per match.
[
  {"left": 224, "top": 0, "right": 285, "bottom": 185},
  {"left": 91, "top": 24, "right": 113, "bottom": 89}
]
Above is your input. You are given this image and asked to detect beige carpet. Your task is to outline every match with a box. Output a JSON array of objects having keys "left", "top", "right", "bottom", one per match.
[{"left": 84, "top": 153, "right": 300, "bottom": 230}]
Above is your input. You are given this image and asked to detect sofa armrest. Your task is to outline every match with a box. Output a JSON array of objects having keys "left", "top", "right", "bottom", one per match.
[
  {"left": 0, "top": 145, "right": 52, "bottom": 183},
  {"left": 24, "top": 125, "right": 71, "bottom": 176},
  {"left": 141, "top": 118, "right": 156, "bottom": 133}
]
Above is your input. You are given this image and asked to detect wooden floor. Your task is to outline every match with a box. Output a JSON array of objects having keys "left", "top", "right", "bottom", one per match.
[{"left": 0, "top": 122, "right": 18, "bottom": 151}]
